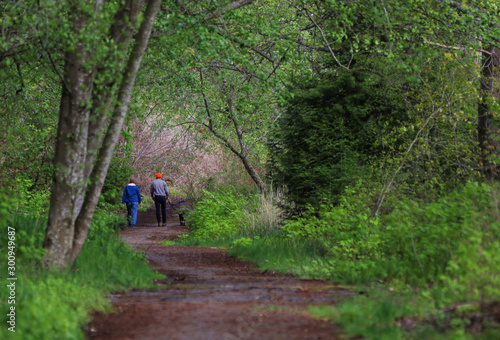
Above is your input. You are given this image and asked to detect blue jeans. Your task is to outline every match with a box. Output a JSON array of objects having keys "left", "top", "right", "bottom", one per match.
[{"left": 126, "top": 202, "right": 139, "bottom": 226}]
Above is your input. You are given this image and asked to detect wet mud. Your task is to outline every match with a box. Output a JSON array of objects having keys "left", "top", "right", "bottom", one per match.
[{"left": 86, "top": 201, "right": 355, "bottom": 340}]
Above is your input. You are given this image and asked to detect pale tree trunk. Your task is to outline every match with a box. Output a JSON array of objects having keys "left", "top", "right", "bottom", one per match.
[
  {"left": 478, "top": 45, "right": 500, "bottom": 178},
  {"left": 43, "top": 0, "right": 161, "bottom": 268},
  {"left": 225, "top": 83, "right": 268, "bottom": 194},
  {"left": 200, "top": 70, "right": 268, "bottom": 194}
]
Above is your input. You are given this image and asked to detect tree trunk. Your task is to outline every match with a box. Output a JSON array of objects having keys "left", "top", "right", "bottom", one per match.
[
  {"left": 43, "top": 11, "right": 93, "bottom": 267},
  {"left": 478, "top": 45, "right": 500, "bottom": 178},
  {"left": 237, "top": 152, "right": 267, "bottom": 194},
  {"left": 70, "top": 0, "right": 161, "bottom": 264},
  {"left": 200, "top": 72, "right": 268, "bottom": 195},
  {"left": 43, "top": 0, "right": 161, "bottom": 268}
]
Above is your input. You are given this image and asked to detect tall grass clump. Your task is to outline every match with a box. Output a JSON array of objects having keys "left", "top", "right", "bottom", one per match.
[
  {"left": 238, "top": 186, "right": 285, "bottom": 237},
  {"left": 0, "top": 201, "right": 162, "bottom": 340},
  {"left": 181, "top": 186, "right": 285, "bottom": 242}
]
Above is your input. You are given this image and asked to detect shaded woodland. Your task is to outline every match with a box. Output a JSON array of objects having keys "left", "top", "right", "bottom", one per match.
[{"left": 1, "top": 0, "right": 500, "bottom": 338}]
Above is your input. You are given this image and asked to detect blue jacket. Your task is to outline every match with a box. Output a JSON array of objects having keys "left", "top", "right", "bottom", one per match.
[{"left": 122, "top": 184, "right": 141, "bottom": 203}]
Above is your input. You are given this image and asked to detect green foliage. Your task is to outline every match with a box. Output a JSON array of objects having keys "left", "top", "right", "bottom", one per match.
[
  {"left": 73, "top": 229, "right": 162, "bottom": 292},
  {"left": 158, "top": 239, "right": 175, "bottom": 246},
  {"left": 138, "top": 195, "right": 153, "bottom": 212},
  {"left": 279, "top": 181, "right": 382, "bottom": 282},
  {"left": 310, "top": 287, "right": 500, "bottom": 340},
  {"left": 283, "top": 182, "right": 500, "bottom": 290},
  {"left": 12, "top": 177, "right": 52, "bottom": 214},
  {"left": 268, "top": 0, "right": 484, "bottom": 214},
  {"left": 5, "top": 214, "right": 47, "bottom": 264},
  {"left": 381, "top": 182, "right": 500, "bottom": 303},
  {"left": 231, "top": 236, "right": 255, "bottom": 248},
  {"left": 12, "top": 276, "right": 108, "bottom": 340},
  {"left": 87, "top": 211, "right": 128, "bottom": 239},
  {"left": 288, "top": 182, "right": 500, "bottom": 338},
  {"left": 183, "top": 187, "right": 283, "bottom": 241},
  {"left": 99, "top": 153, "right": 136, "bottom": 208},
  {"left": 182, "top": 189, "right": 250, "bottom": 240},
  {"left": 309, "top": 289, "right": 435, "bottom": 340}
]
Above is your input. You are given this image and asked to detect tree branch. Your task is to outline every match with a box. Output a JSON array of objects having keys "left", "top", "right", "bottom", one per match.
[
  {"left": 199, "top": 68, "right": 214, "bottom": 131},
  {"left": 426, "top": 40, "right": 492, "bottom": 55},
  {"left": 298, "top": 6, "right": 351, "bottom": 70}
]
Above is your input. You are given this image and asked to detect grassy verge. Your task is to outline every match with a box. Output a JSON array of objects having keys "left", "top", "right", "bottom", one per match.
[
  {"left": 0, "top": 210, "right": 163, "bottom": 340},
  {"left": 177, "top": 234, "right": 325, "bottom": 276}
]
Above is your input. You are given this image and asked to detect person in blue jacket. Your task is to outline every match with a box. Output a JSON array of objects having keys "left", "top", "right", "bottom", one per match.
[{"left": 122, "top": 178, "right": 142, "bottom": 227}]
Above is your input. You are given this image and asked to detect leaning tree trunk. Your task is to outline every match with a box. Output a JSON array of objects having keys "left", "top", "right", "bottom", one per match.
[
  {"left": 43, "top": 0, "right": 161, "bottom": 269},
  {"left": 478, "top": 45, "right": 500, "bottom": 179},
  {"left": 200, "top": 72, "right": 268, "bottom": 195},
  {"left": 70, "top": 0, "right": 161, "bottom": 264},
  {"left": 43, "top": 9, "right": 93, "bottom": 267}
]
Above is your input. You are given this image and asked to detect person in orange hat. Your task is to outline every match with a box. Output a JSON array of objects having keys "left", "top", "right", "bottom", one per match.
[{"left": 150, "top": 172, "right": 170, "bottom": 227}]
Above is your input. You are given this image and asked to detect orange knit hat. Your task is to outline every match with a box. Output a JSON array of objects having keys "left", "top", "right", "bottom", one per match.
[{"left": 156, "top": 173, "right": 162, "bottom": 178}]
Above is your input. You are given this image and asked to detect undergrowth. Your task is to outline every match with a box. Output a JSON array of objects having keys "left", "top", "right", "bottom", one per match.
[{"left": 178, "top": 181, "right": 500, "bottom": 339}]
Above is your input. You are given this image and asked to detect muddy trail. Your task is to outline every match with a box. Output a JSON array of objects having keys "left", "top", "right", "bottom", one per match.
[{"left": 87, "top": 201, "right": 355, "bottom": 340}]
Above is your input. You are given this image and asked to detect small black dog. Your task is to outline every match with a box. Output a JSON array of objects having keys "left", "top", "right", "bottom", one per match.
[
  {"left": 178, "top": 211, "right": 186, "bottom": 226},
  {"left": 169, "top": 199, "right": 190, "bottom": 226}
]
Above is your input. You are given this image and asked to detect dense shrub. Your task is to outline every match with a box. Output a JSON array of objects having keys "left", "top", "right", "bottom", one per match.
[
  {"left": 268, "top": 68, "right": 408, "bottom": 210},
  {"left": 183, "top": 187, "right": 283, "bottom": 241},
  {"left": 381, "top": 182, "right": 500, "bottom": 301},
  {"left": 289, "top": 182, "right": 500, "bottom": 338}
]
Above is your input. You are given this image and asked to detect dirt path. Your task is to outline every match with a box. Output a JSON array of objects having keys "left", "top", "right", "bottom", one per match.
[{"left": 86, "top": 204, "right": 354, "bottom": 340}]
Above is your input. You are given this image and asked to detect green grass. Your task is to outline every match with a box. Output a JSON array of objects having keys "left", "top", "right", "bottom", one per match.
[
  {"left": 176, "top": 233, "right": 326, "bottom": 277},
  {"left": 228, "top": 236, "right": 326, "bottom": 276},
  {"left": 0, "top": 211, "right": 163, "bottom": 340}
]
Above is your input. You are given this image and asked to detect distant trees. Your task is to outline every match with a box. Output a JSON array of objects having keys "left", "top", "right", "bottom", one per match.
[
  {"left": 268, "top": 0, "right": 499, "bottom": 211},
  {"left": 135, "top": 0, "right": 296, "bottom": 194}
]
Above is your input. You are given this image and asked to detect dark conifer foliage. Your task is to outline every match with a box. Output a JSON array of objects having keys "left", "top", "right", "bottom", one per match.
[{"left": 269, "top": 69, "right": 407, "bottom": 209}]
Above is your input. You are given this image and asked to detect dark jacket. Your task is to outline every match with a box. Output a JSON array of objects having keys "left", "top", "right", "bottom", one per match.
[{"left": 122, "top": 184, "right": 141, "bottom": 203}]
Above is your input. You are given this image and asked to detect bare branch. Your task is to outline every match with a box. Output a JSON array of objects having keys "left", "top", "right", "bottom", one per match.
[{"left": 426, "top": 40, "right": 492, "bottom": 55}]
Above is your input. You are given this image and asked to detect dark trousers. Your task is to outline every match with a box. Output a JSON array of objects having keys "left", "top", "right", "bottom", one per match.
[{"left": 154, "top": 195, "right": 167, "bottom": 223}]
